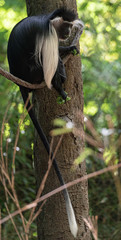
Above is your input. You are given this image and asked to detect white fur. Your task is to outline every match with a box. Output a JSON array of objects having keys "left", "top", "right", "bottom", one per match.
[
  {"left": 51, "top": 17, "right": 63, "bottom": 26},
  {"left": 35, "top": 34, "right": 44, "bottom": 66},
  {"left": 73, "top": 19, "right": 84, "bottom": 30},
  {"left": 42, "top": 25, "right": 59, "bottom": 88},
  {"left": 35, "top": 23, "right": 59, "bottom": 89},
  {"left": 66, "top": 192, "right": 78, "bottom": 238}
]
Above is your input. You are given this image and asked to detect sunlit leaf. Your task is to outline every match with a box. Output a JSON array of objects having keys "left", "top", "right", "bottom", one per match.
[
  {"left": 84, "top": 101, "right": 98, "bottom": 116},
  {"left": 74, "top": 148, "right": 93, "bottom": 165},
  {"left": 4, "top": 123, "right": 10, "bottom": 137},
  {"left": 50, "top": 127, "right": 72, "bottom": 136},
  {"left": 53, "top": 118, "right": 66, "bottom": 127}
]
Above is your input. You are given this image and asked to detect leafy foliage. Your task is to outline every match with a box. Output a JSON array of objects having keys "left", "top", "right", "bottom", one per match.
[
  {"left": 0, "top": 1, "right": 37, "bottom": 239},
  {"left": 78, "top": 0, "right": 121, "bottom": 127},
  {"left": 78, "top": 0, "right": 121, "bottom": 238},
  {"left": 0, "top": 0, "right": 121, "bottom": 239}
]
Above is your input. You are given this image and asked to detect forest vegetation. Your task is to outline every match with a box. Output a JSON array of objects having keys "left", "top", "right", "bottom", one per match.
[{"left": 0, "top": 0, "right": 121, "bottom": 239}]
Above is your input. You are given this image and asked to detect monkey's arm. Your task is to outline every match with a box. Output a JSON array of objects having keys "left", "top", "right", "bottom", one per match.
[
  {"left": 59, "top": 45, "right": 79, "bottom": 57},
  {"left": 59, "top": 19, "right": 84, "bottom": 63}
]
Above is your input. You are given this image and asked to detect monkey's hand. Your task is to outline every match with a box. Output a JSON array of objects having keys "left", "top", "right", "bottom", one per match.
[{"left": 70, "top": 46, "right": 79, "bottom": 55}]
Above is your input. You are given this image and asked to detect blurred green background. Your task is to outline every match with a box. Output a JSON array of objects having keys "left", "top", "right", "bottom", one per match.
[{"left": 0, "top": 0, "right": 121, "bottom": 239}]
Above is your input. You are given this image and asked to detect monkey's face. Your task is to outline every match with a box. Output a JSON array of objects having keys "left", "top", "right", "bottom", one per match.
[
  {"left": 51, "top": 18, "right": 73, "bottom": 40},
  {"left": 58, "top": 22, "right": 73, "bottom": 40}
]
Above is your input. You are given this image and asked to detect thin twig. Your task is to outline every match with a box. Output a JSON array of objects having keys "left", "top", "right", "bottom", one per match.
[
  {"left": 2, "top": 178, "right": 9, "bottom": 202},
  {"left": 32, "top": 200, "right": 46, "bottom": 223},
  {"left": 26, "top": 136, "right": 63, "bottom": 233},
  {"left": 27, "top": 137, "right": 54, "bottom": 228},
  {"left": 0, "top": 99, "right": 33, "bottom": 238},
  {"left": 0, "top": 103, "right": 10, "bottom": 169},
  {"left": 1, "top": 162, "right": 121, "bottom": 225},
  {"left": 34, "top": 135, "right": 63, "bottom": 201},
  {"left": 5, "top": 139, "right": 9, "bottom": 172},
  {"left": 0, "top": 177, "right": 15, "bottom": 203},
  {"left": 0, "top": 166, "right": 12, "bottom": 186},
  {"left": 83, "top": 216, "right": 98, "bottom": 240},
  {"left": 0, "top": 103, "right": 11, "bottom": 201},
  {"left": 0, "top": 209, "right": 1, "bottom": 240},
  {"left": 12, "top": 96, "right": 32, "bottom": 187},
  {"left": 11, "top": 100, "right": 33, "bottom": 239},
  {"left": 5, "top": 203, "right": 22, "bottom": 240},
  {"left": 85, "top": 117, "right": 102, "bottom": 143}
]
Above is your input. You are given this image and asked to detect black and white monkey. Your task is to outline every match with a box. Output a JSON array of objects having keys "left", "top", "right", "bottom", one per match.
[{"left": 7, "top": 8, "right": 80, "bottom": 237}]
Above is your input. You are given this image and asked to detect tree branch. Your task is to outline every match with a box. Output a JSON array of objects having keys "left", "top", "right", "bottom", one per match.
[
  {"left": 1, "top": 162, "right": 121, "bottom": 225},
  {"left": 0, "top": 67, "right": 46, "bottom": 89}
]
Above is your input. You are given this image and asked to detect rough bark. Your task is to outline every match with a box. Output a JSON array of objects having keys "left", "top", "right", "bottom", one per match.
[{"left": 25, "top": 0, "right": 91, "bottom": 239}]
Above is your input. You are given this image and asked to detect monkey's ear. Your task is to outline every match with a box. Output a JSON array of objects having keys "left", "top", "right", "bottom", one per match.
[{"left": 51, "top": 17, "right": 63, "bottom": 29}]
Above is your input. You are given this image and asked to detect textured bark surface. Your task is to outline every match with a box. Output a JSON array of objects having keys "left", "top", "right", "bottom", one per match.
[{"left": 25, "top": 0, "right": 91, "bottom": 239}]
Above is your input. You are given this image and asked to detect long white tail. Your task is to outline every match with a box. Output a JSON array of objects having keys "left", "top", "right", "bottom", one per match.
[
  {"left": 35, "top": 20, "right": 78, "bottom": 238},
  {"left": 64, "top": 189, "right": 78, "bottom": 238}
]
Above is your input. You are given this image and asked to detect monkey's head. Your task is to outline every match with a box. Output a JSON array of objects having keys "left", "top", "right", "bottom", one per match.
[{"left": 51, "top": 17, "right": 73, "bottom": 40}]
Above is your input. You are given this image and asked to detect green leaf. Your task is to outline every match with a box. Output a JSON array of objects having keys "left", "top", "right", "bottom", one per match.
[
  {"left": 53, "top": 118, "right": 66, "bottom": 127},
  {"left": 56, "top": 93, "right": 71, "bottom": 104},
  {"left": 66, "top": 96, "right": 71, "bottom": 101},
  {"left": 50, "top": 127, "right": 72, "bottom": 136},
  {"left": 71, "top": 49, "right": 78, "bottom": 55},
  {"left": 56, "top": 96, "right": 65, "bottom": 104},
  {"left": 74, "top": 148, "right": 93, "bottom": 165},
  {"left": 33, "top": 232, "right": 37, "bottom": 237}
]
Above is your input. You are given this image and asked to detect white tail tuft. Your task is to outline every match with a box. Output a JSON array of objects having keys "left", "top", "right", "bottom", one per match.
[
  {"left": 35, "top": 23, "right": 59, "bottom": 89},
  {"left": 66, "top": 192, "right": 78, "bottom": 238}
]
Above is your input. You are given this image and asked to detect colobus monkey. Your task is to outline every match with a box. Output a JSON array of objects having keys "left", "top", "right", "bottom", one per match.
[{"left": 7, "top": 8, "right": 79, "bottom": 237}]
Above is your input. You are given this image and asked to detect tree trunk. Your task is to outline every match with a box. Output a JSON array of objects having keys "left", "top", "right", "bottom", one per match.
[{"left": 25, "top": 0, "right": 91, "bottom": 239}]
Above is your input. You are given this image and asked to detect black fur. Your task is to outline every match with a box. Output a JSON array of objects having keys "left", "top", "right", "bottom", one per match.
[
  {"left": 7, "top": 7, "right": 78, "bottom": 172},
  {"left": 7, "top": 7, "right": 78, "bottom": 182},
  {"left": 49, "top": 7, "right": 77, "bottom": 21},
  {"left": 7, "top": 8, "right": 77, "bottom": 91},
  {"left": 7, "top": 16, "right": 48, "bottom": 84}
]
